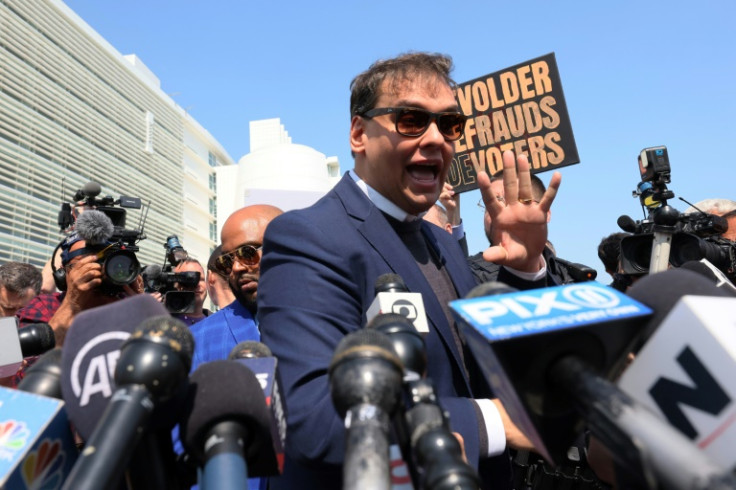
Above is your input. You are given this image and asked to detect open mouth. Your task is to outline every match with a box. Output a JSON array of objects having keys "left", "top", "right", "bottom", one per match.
[{"left": 407, "top": 164, "right": 439, "bottom": 183}]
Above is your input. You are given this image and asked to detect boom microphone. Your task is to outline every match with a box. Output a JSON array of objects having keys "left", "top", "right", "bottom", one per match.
[
  {"left": 329, "top": 329, "right": 404, "bottom": 490},
  {"left": 181, "top": 360, "right": 276, "bottom": 489},
  {"left": 74, "top": 209, "right": 114, "bottom": 245},
  {"left": 61, "top": 315, "right": 193, "bottom": 490}
]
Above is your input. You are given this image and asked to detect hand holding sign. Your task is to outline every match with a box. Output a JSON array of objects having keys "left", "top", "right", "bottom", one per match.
[{"left": 479, "top": 150, "right": 561, "bottom": 273}]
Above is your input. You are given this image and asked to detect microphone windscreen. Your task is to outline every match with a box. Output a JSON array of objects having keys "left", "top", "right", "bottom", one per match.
[
  {"left": 617, "top": 215, "right": 638, "bottom": 233},
  {"left": 74, "top": 209, "right": 114, "bottom": 245},
  {"left": 374, "top": 273, "right": 408, "bottom": 294},
  {"left": 61, "top": 294, "right": 169, "bottom": 440},
  {"left": 181, "top": 360, "right": 272, "bottom": 462},
  {"left": 82, "top": 181, "right": 102, "bottom": 197},
  {"left": 228, "top": 341, "right": 272, "bottom": 360},
  {"left": 465, "top": 281, "right": 518, "bottom": 299}
]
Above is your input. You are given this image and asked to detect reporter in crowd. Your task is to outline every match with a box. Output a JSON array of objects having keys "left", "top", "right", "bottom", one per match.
[
  {"left": 188, "top": 204, "right": 282, "bottom": 372},
  {"left": 205, "top": 244, "right": 235, "bottom": 309},
  {"left": 172, "top": 257, "right": 210, "bottom": 326},
  {"left": 0, "top": 261, "right": 42, "bottom": 317}
]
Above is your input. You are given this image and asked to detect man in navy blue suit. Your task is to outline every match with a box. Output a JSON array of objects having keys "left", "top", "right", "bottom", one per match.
[{"left": 258, "top": 52, "right": 562, "bottom": 489}]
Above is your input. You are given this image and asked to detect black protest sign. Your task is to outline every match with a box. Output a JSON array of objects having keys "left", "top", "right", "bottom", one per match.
[{"left": 448, "top": 53, "right": 579, "bottom": 193}]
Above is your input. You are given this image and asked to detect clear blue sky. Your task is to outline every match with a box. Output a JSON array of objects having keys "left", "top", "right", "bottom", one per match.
[{"left": 64, "top": 0, "right": 736, "bottom": 281}]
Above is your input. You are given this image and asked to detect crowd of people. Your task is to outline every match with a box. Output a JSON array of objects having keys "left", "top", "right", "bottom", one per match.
[{"left": 2, "top": 51, "right": 735, "bottom": 490}]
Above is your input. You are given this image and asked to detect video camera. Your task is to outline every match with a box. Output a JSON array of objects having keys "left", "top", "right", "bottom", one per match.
[
  {"left": 55, "top": 181, "right": 148, "bottom": 296},
  {"left": 142, "top": 235, "right": 200, "bottom": 314},
  {"left": 618, "top": 146, "right": 736, "bottom": 280}
]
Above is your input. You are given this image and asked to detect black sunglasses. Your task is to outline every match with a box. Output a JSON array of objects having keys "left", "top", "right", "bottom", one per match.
[
  {"left": 215, "top": 244, "right": 262, "bottom": 274},
  {"left": 360, "top": 107, "right": 467, "bottom": 141}
]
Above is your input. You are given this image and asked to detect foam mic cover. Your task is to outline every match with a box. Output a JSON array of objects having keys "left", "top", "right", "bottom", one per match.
[
  {"left": 60, "top": 294, "right": 169, "bottom": 439},
  {"left": 81, "top": 181, "right": 102, "bottom": 197},
  {"left": 181, "top": 360, "right": 277, "bottom": 476},
  {"left": 228, "top": 340, "right": 272, "bottom": 360},
  {"left": 18, "top": 348, "right": 63, "bottom": 399},
  {"left": 374, "top": 273, "right": 408, "bottom": 293},
  {"left": 74, "top": 209, "right": 114, "bottom": 245},
  {"left": 617, "top": 214, "right": 639, "bottom": 233}
]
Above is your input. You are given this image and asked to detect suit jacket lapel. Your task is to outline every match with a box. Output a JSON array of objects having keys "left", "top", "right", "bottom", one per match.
[{"left": 335, "top": 175, "right": 471, "bottom": 390}]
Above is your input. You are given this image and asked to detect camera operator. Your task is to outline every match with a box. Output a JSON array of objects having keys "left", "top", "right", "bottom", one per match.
[
  {"left": 685, "top": 199, "right": 736, "bottom": 242},
  {"left": 16, "top": 233, "right": 143, "bottom": 346},
  {"left": 597, "top": 232, "right": 634, "bottom": 292},
  {"left": 171, "top": 257, "right": 210, "bottom": 326}
]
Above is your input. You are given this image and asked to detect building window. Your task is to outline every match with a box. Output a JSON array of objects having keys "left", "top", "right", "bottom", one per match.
[
  {"left": 209, "top": 222, "right": 217, "bottom": 242},
  {"left": 144, "top": 111, "right": 154, "bottom": 154},
  {"left": 209, "top": 198, "right": 217, "bottom": 218},
  {"left": 209, "top": 172, "right": 217, "bottom": 192},
  {"left": 208, "top": 151, "right": 217, "bottom": 167}
]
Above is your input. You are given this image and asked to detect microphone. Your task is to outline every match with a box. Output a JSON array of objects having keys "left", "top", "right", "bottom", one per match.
[
  {"left": 60, "top": 294, "right": 170, "bottom": 440},
  {"left": 17, "top": 348, "right": 63, "bottom": 399},
  {"left": 551, "top": 256, "right": 598, "bottom": 282},
  {"left": 227, "top": 341, "right": 287, "bottom": 475},
  {"left": 366, "top": 273, "right": 429, "bottom": 333},
  {"left": 61, "top": 315, "right": 193, "bottom": 490},
  {"left": 73, "top": 209, "right": 114, "bottom": 245},
  {"left": 450, "top": 281, "right": 652, "bottom": 464},
  {"left": 619, "top": 269, "right": 736, "bottom": 472},
  {"left": 452, "top": 277, "right": 736, "bottom": 488},
  {"left": 329, "top": 329, "right": 404, "bottom": 490},
  {"left": 180, "top": 360, "right": 276, "bottom": 489},
  {"left": 0, "top": 386, "right": 79, "bottom": 488},
  {"left": 0, "top": 318, "right": 55, "bottom": 377},
  {"left": 617, "top": 214, "right": 641, "bottom": 233},
  {"left": 367, "top": 313, "right": 480, "bottom": 490}
]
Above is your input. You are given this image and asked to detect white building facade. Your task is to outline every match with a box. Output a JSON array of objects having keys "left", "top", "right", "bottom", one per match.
[
  {"left": 216, "top": 118, "right": 340, "bottom": 238},
  {"left": 0, "top": 0, "right": 232, "bottom": 270}
]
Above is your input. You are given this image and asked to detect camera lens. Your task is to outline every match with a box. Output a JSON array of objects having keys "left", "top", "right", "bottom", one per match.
[{"left": 103, "top": 250, "right": 140, "bottom": 286}]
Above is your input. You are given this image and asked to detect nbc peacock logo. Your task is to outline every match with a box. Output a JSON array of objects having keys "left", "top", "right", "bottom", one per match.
[
  {"left": 0, "top": 419, "right": 30, "bottom": 461},
  {"left": 21, "top": 439, "right": 66, "bottom": 490}
]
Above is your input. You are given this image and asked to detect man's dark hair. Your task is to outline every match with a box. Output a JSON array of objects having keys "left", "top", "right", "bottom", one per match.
[
  {"left": 350, "top": 52, "right": 456, "bottom": 117},
  {"left": 597, "top": 232, "right": 631, "bottom": 273},
  {"left": 206, "top": 245, "right": 225, "bottom": 276},
  {"left": 491, "top": 170, "right": 546, "bottom": 201},
  {"left": 0, "top": 262, "right": 42, "bottom": 295}
]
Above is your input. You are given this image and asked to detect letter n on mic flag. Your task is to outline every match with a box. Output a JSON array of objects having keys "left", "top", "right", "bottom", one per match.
[
  {"left": 449, "top": 283, "right": 651, "bottom": 463},
  {"left": 618, "top": 295, "right": 736, "bottom": 472}
]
